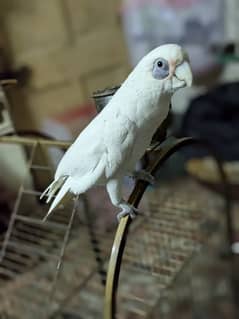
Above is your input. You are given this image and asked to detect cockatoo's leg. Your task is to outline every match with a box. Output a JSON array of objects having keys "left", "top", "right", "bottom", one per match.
[
  {"left": 116, "top": 203, "right": 140, "bottom": 221},
  {"left": 130, "top": 170, "right": 155, "bottom": 185},
  {"left": 106, "top": 178, "right": 139, "bottom": 221}
]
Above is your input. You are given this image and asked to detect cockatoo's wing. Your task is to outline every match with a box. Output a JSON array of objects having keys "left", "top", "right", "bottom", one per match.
[
  {"left": 102, "top": 111, "right": 137, "bottom": 178},
  {"left": 56, "top": 108, "right": 137, "bottom": 180},
  {"left": 44, "top": 153, "right": 107, "bottom": 220},
  {"left": 42, "top": 115, "right": 106, "bottom": 218},
  {"left": 55, "top": 115, "right": 105, "bottom": 179},
  {"left": 43, "top": 109, "right": 137, "bottom": 218}
]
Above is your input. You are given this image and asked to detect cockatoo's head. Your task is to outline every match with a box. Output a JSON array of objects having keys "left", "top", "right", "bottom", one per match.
[{"left": 134, "top": 44, "right": 193, "bottom": 94}]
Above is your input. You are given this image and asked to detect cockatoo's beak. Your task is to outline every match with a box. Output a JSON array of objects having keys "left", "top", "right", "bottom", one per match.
[{"left": 174, "top": 61, "right": 193, "bottom": 87}]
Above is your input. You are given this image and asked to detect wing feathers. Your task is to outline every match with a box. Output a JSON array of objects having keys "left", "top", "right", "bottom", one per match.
[
  {"left": 43, "top": 177, "right": 72, "bottom": 221},
  {"left": 42, "top": 155, "right": 106, "bottom": 221}
]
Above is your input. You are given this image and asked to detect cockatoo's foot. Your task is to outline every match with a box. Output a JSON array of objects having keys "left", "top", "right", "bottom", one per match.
[
  {"left": 131, "top": 170, "right": 155, "bottom": 185},
  {"left": 117, "top": 203, "right": 140, "bottom": 221}
]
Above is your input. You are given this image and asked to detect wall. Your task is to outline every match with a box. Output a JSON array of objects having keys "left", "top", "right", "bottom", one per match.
[
  {"left": 0, "top": 0, "right": 238, "bottom": 190},
  {"left": 3, "top": 0, "right": 130, "bottom": 130},
  {"left": 3, "top": 1, "right": 239, "bottom": 124}
]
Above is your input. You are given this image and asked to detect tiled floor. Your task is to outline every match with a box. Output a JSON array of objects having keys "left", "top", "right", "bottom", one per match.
[{"left": 0, "top": 178, "right": 238, "bottom": 319}]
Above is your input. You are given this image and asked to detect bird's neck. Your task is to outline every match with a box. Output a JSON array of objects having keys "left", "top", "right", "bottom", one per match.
[{"left": 119, "top": 85, "right": 171, "bottom": 130}]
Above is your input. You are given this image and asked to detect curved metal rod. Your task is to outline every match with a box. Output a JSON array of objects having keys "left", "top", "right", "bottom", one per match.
[{"left": 104, "top": 136, "right": 232, "bottom": 319}]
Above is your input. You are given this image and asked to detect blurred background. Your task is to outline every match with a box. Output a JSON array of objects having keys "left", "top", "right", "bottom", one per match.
[
  {"left": 0, "top": 0, "right": 239, "bottom": 188},
  {"left": 0, "top": 0, "right": 237, "bottom": 134},
  {"left": 0, "top": 0, "right": 239, "bottom": 318}
]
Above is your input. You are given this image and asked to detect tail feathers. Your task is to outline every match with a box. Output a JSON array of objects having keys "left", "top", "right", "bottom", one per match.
[
  {"left": 42, "top": 176, "right": 71, "bottom": 221},
  {"left": 40, "top": 181, "right": 54, "bottom": 200},
  {"left": 40, "top": 176, "right": 67, "bottom": 201}
]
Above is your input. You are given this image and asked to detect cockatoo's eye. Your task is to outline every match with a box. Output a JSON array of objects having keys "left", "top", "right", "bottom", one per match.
[{"left": 152, "top": 58, "right": 169, "bottom": 79}]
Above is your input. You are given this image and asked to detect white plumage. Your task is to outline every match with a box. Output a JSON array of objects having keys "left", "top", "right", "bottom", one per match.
[{"left": 41, "top": 44, "right": 193, "bottom": 220}]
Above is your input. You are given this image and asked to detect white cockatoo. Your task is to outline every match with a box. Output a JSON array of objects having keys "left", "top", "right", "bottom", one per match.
[{"left": 41, "top": 44, "right": 193, "bottom": 220}]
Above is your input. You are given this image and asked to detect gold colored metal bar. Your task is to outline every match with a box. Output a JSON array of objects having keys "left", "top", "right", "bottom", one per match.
[
  {"left": 104, "top": 216, "right": 130, "bottom": 318},
  {"left": 104, "top": 137, "right": 232, "bottom": 319}
]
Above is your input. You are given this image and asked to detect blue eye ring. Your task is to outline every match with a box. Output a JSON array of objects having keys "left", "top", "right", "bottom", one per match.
[{"left": 152, "top": 58, "right": 169, "bottom": 80}]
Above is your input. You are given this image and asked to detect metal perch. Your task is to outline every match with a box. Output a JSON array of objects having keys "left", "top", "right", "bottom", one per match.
[{"left": 104, "top": 136, "right": 232, "bottom": 319}]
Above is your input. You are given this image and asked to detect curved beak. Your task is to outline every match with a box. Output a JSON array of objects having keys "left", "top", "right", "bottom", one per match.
[{"left": 175, "top": 60, "right": 193, "bottom": 87}]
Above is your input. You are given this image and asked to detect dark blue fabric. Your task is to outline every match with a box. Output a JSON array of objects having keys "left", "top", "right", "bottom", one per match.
[{"left": 180, "top": 82, "right": 239, "bottom": 161}]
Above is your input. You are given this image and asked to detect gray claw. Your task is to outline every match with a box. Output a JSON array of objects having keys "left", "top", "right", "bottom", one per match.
[{"left": 117, "top": 203, "right": 139, "bottom": 221}]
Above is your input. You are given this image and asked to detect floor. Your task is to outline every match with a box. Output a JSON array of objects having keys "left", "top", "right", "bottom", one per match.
[{"left": 0, "top": 178, "right": 238, "bottom": 319}]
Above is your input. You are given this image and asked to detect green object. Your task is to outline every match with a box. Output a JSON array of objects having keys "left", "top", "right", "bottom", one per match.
[{"left": 217, "top": 54, "right": 239, "bottom": 64}]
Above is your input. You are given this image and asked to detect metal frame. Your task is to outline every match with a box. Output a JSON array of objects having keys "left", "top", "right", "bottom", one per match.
[
  {"left": 104, "top": 136, "right": 232, "bottom": 319},
  {"left": 0, "top": 135, "right": 108, "bottom": 317},
  {"left": 0, "top": 135, "right": 108, "bottom": 284}
]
